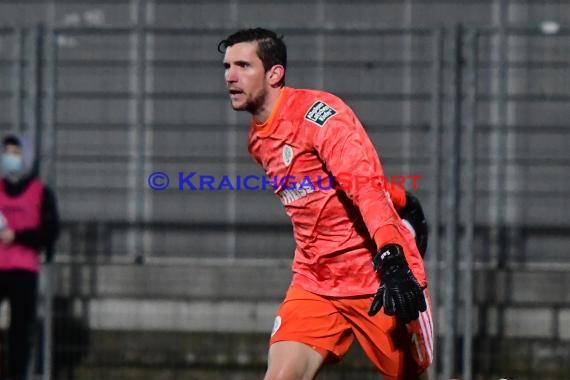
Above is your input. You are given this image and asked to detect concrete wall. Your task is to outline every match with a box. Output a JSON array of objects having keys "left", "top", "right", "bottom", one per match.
[{"left": 45, "top": 261, "right": 570, "bottom": 379}]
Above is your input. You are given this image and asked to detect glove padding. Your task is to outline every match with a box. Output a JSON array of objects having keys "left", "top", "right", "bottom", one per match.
[
  {"left": 368, "top": 243, "right": 427, "bottom": 324},
  {"left": 398, "top": 192, "right": 428, "bottom": 258}
]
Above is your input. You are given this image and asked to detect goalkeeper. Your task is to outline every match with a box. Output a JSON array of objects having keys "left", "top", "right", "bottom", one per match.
[{"left": 219, "top": 28, "right": 432, "bottom": 380}]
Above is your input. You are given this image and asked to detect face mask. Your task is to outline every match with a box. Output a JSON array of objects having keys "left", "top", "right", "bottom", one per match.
[{"left": 1, "top": 153, "right": 23, "bottom": 177}]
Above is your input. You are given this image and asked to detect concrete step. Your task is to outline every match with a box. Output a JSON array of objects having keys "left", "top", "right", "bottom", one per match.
[{"left": 48, "top": 331, "right": 570, "bottom": 380}]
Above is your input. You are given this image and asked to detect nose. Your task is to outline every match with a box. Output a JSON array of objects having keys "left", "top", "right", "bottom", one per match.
[{"left": 225, "top": 66, "right": 237, "bottom": 83}]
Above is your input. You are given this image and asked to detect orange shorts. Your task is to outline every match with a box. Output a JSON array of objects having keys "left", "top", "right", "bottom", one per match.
[{"left": 270, "top": 285, "right": 433, "bottom": 380}]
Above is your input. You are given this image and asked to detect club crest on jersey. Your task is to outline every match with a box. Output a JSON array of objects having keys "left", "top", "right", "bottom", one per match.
[
  {"left": 282, "top": 144, "right": 293, "bottom": 167},
  {"left": 304, "top": 101, "right": 337, "bottom": 126}
]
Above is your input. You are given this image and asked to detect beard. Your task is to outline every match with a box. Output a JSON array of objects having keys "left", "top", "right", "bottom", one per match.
[{"left": 232, "top": 88, "right": 267, "bottom": 115}]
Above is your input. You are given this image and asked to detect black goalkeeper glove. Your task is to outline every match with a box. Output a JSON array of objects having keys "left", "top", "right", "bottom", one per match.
[
  {"left": 368, "top": 243, "right": 427, "bottom": 324},
  {"left": 398, "top": 191, "right": 428, "bottom": 258}
]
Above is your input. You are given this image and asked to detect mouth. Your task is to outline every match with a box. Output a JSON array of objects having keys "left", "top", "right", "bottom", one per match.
[{"left": 228, "top": 89, "right": 244, "bottom": 103}]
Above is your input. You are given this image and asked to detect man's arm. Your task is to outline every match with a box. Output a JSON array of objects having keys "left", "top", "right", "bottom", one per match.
[
  {"left": 312, "top": 102, "right": 426, "bottom": 323},
  {"left": 387, "top": 184, "right": 406, "bottom": 210},
  {"left": 314, "top": 111, "right": 410, "bottom": 257},
  {"left": 398, "top": 191, "right": 428, "bottom": 258},
  {"left": 375, "top": 170, "right": 428, "bottom": 257}
]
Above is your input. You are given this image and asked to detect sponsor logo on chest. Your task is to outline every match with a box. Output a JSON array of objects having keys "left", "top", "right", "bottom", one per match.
[{"left": 304, "top": 101, "right": 337, "bottom": 126}]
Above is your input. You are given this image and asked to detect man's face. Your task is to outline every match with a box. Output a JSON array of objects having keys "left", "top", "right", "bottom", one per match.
[
  {"left": 3, "top": 144, "right": 22, "bottom": 156},
  {"left": 223, "top": 41, "right": 268, "bottom": 113},
  {"left": 1, "top": 143, "right": 24, "bottom": 178}
]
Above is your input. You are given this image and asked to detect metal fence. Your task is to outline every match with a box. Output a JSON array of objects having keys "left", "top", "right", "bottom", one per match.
[{"left": 0, "top": 20, "right": 569, "bottom": 380}]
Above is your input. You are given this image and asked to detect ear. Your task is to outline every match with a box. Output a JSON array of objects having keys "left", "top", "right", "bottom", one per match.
[{"left": 267, "top": 65, "right": 285, "bottom": 86}]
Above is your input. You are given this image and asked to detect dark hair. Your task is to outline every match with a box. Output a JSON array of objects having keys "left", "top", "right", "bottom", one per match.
[
  {"left": 218, "top": 28, "right": 287, "bottom": 86},
  {"left": 3, "top": 134, "right": 21, "bottom": 147}
]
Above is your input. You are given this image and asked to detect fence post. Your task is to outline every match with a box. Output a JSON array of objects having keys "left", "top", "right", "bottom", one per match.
[
  {"left": 129, "top": 0, "right": 148, "bottom": 263},
  {"left": 29, "top": 25, "right": 43, "bottom": 178},
  {"left": 442, "top": 23, "right": 463, "bottom": 380},
  {"left": 427, "top": 25, "right": 444, "bottom": 380},
  {"left": 462, "top": 28, "right": 479, "bottom": 380},
  {"left": 11, "top": 27, "right": 25, "bottom": 134}
]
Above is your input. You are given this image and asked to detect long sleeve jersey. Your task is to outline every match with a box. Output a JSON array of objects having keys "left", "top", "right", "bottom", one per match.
[{"left": 248, "top": 87, "right": 426, "bottom": 297}]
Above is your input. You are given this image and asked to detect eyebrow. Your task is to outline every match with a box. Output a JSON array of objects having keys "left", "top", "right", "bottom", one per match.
[{"left": 224, "top": 59, "right": 251, "bottom": 66}]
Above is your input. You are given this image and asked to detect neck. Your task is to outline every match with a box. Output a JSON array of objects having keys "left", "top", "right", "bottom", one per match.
[{"left": 253, "top": 86, "right": 283, "bottom": 124}]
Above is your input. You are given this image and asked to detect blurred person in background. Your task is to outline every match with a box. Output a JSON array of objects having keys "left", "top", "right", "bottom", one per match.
[
  {"left": 219, "top": 28, "right": 431, "bottom": 380},
  {"left": 0, "top": 134, "right": 59, "bottom": 380}
]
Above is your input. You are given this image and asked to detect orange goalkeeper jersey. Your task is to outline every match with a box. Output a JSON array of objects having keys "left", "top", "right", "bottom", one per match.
[{"left": 248, "top": 87, "right": 426, "bottom": 297}]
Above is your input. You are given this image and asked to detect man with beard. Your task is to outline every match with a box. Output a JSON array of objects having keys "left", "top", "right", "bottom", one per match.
[{"left": 218, "top": 28, "right": 431, "bottom": 380}]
